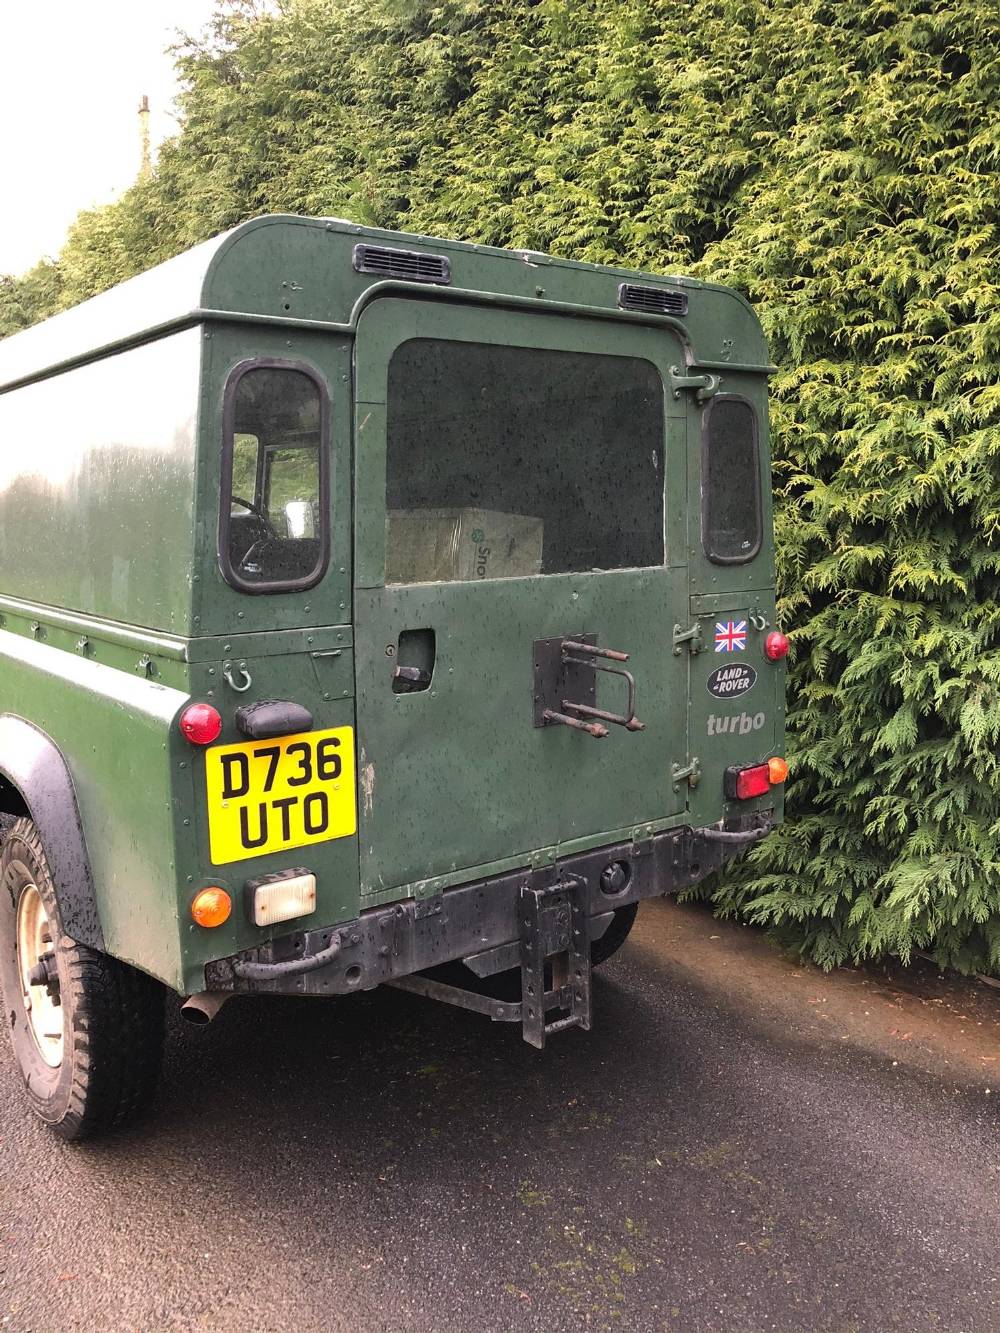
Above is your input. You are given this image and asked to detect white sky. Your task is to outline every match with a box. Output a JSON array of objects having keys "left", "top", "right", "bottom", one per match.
[{"left": 0, "top": 0, "right": 222, "bottom": 276}]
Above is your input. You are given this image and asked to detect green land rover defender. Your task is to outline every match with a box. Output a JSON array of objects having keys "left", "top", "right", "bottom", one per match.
[{"left": 0, "top": 217, "right": 787, "bottom": 1138}]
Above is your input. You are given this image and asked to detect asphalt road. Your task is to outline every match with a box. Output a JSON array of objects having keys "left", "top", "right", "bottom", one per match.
[{"left": 1, "top": 899, "right": 997, "bottom": 1333}]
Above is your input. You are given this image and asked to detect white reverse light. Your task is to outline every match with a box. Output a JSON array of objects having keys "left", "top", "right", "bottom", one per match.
[{"left": 252, "top": 872, "right": 317, "bottom": 928}]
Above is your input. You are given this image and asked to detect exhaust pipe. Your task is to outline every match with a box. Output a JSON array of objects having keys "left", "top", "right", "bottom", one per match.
[{"left": 180, "top": 991, "right": 232, "bottom": 1025}]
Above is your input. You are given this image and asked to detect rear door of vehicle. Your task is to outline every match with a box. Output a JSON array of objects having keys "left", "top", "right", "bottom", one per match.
[{"left": 352, "top": 298, "right": 689, "bottom": 900}]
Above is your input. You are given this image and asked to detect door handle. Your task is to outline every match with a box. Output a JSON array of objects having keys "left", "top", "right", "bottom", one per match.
[
  {"left": 391, "top": 627, "right": 436, "bottom": 694},
  {"left": 393, "top": 665, "right": 431, "bottom": 690}
]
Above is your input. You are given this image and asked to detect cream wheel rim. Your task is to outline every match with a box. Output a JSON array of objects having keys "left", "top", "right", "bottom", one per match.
[{"left": 16, "top": 882, "right": 64, "bottom": 1068}]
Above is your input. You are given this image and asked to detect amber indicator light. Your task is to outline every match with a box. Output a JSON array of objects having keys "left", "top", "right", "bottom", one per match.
[{"left": 190, "top": 887, "right": 232, "bottom": 928}]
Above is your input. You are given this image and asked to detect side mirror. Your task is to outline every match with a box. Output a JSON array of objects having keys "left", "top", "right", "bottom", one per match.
[{"left": 284, "top": 500, "right": 315, "bottom": 539}]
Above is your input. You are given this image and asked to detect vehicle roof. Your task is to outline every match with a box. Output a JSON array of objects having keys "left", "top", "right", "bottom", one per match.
[{"left": 0, "top": 216, "right": 769, "bottom": 392}]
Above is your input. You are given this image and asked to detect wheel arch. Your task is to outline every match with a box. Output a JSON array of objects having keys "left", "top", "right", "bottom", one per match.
[{"left": 0, "top": 714, "right": 103, "bottom": 951}]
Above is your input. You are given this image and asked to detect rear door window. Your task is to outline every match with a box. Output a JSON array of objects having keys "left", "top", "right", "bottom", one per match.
[
  {"left": 220, "top": 362, "right": 329, "bottom": 592},
  {"left": 702, "top": 395, "right": 762, "bottom": 564},
  {"left": 384, "top": 339, "right": 664, "bottom": 585}
]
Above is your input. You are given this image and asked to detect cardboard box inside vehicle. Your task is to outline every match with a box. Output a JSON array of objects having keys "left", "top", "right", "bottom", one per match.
[{"left": 386, "top": 508, "right": 544, "bottom": 584}]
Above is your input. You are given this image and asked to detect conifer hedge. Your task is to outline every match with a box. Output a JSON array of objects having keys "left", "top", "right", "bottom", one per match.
[{"left": 3, "top": 0, "right": 999, "bottom": 970}]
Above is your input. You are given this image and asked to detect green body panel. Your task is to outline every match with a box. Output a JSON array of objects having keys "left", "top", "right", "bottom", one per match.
[
  {"left": 0, "top": 217, "right": 771, "bottom": 399},
  {"left": 0, "top": 630, "right": 189, "bottom": 982},
  {"left": 0, "top": 330, "right": 201, "bottom": 632},
  {"left": 193, "top": 325, "right": 355, "bottom": 637},
  {"left": 178, "top": 647, "right": 359, "bottom": 995},
  {"left": 682, "top": 370, "right": 784, "bottom": 827},
  {"left": 685, "top": 593, "right": 786, "bottom": 830},
  {"left": 0, "top": 216, "right": 780, "bottom": 996}
]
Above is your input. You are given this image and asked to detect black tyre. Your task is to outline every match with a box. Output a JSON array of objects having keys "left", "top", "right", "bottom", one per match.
[
  {"left": 0, "top": 818, "right": 165, "bottom": 1140},
  {"left": 591, "top": 902, "right": 639, "bottom": 968}
]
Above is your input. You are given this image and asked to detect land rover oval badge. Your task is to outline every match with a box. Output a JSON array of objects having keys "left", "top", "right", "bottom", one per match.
[{"left": 707, "top": 663, "right": 757, "bottom": 699}]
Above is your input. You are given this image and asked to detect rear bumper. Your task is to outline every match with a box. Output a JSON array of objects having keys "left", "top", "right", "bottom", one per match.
[{"left": 204, "top": 812, "right": 772, "bottom": 996}]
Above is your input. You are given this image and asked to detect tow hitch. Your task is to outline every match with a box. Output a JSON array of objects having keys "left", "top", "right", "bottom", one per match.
[{"left": 388, "top": 876, "right": 592, "bottom": 1048}]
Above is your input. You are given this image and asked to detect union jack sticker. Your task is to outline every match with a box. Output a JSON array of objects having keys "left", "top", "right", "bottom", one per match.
[{"left": 714, "top": 620, "right": 747, "bottom": 652}]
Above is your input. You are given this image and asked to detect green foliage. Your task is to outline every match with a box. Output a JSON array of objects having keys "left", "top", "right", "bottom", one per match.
[
  {"left": 0, "top": 260, "right": 64, "bottom": 338},
  {"left": 4, "top": 0, "right": 1000, "bottom": 971}
]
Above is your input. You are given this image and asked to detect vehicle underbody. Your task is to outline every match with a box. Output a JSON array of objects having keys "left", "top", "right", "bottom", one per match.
[{"left": 204, "top": 813, "right": 772, "bottom": 1047}]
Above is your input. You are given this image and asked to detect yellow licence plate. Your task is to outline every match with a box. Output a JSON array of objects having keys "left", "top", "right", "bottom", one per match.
[{"left": 204, "top": 727, "right": 356, "bottom": 866}]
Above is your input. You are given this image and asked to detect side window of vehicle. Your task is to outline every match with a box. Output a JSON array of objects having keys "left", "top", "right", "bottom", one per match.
[
  {"left": 219, "top": 362, "right": 330, "bottom": 592},
  {"left": 702, "top": 395, "right": 762, "bottom": 564}
]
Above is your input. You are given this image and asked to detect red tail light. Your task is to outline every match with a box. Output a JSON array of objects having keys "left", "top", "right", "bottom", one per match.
[
  {"left": 726, "top": 763, "right": 771, "bottom": 800},
  {"left": 179, "top": 702, "right": 222, "bottom": 746},
  {"left": 725, "top": 757, "right": 788, "bottom": 800},
  {"left": 764, "top": 631, "right": 789, "bottom": 661}
]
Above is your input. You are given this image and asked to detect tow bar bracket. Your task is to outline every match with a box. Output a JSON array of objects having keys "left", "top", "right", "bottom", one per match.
[
  {"left": 518, "top": 875, "right": 592, "bottom": 1049},
  {"left": 386, "top": 875, "right": 593, "bottom": 1049}
]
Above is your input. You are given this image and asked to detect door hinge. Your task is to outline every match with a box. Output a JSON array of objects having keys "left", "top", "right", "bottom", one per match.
[
  {"left": 672, "top": 757, "right": 702, "bottom": 791},
  {"left": 672, "top": 622, "right": 703, "bottom": 655},
  {"left": 668, "top": 366, "right": 721, "bottom": 403}
]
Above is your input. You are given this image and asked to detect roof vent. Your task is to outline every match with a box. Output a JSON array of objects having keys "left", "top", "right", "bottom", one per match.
[
  {"left": 617, "top": 283, "right": 688, "bottom": 317},
  {"left": 353, "top": 244, "right": 451, "bottom": 286}
]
